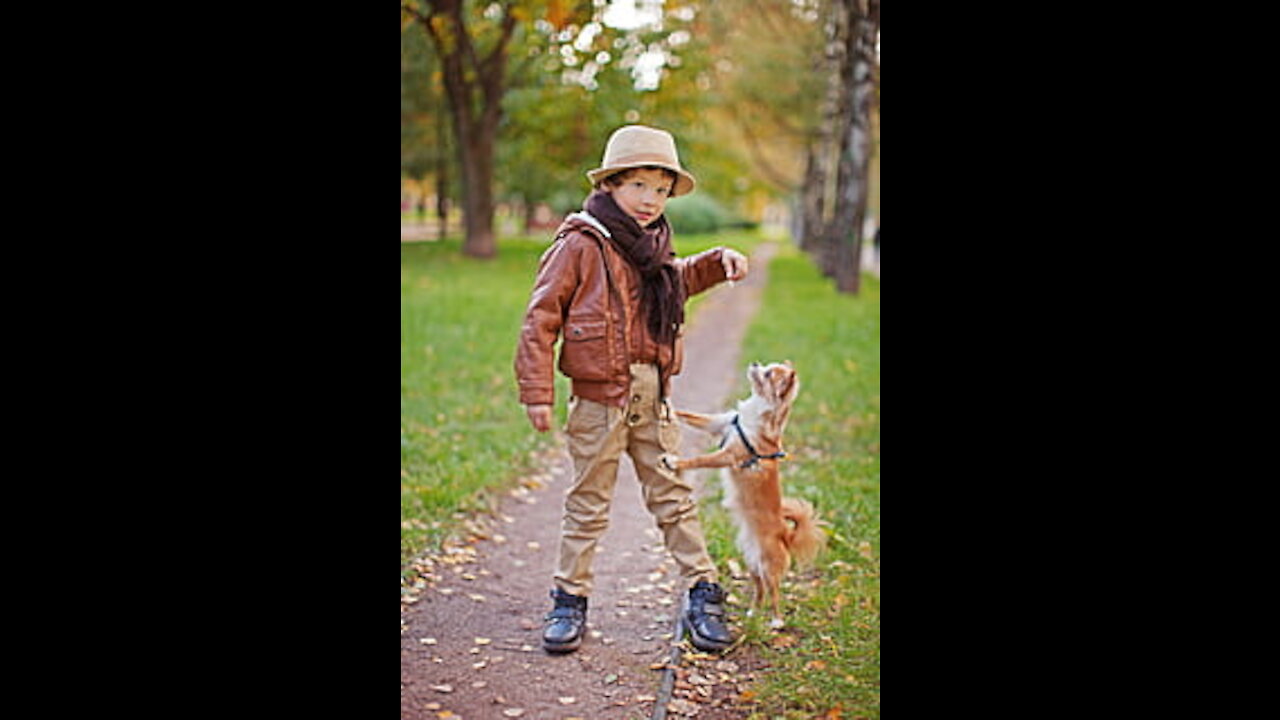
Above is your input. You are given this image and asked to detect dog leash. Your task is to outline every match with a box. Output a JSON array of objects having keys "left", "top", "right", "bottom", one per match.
[{"left": 726, "top": 414, "right": 787, "bottom": 469}]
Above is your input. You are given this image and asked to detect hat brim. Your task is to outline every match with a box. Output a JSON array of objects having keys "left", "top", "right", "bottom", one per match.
[{"left": 586, "top": 163, "right": 697, "bottom": 197}]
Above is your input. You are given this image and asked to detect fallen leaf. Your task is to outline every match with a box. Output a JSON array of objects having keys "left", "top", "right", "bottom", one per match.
[
  {"left": 807, "top": 659, "right": 828, "bottom": 671},
  {"left": 502, "top": 709, "right": 525, "bottom": 718},
  {"left": 667, "top": 698, "right": 701, "bottom": 716},
  {"left": 420, "top": 638, "right": 437, "bottom": 645},
  {"left": 437, "top": 712, "right": 455, "bottom": 719},
  {"left": 604, "top": 673, "right": 619, "bottom": 684},
  {"left": 474, "top": 637, "right": 492, "bottom": 645},
  {"left": 557, "top": 696, "right": 576, "bottom": 704},
  {"left": 423, "top": 703, "right": 440, "bottom": 710},
  {"left": 635, "top": 694, "right": 657, "bottom": 702},
  {"left": 430, "top": 684, "right": 453, "bottom": 693},
  {"left": 471, "top": 681, "right": 488, "bottom": 689},
  {"left": 468, "top": 593, "right": 487, "bottom": 602}
]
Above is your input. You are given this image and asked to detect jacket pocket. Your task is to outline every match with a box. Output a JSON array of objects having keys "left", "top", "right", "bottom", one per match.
[{"left": 558, "top": 317, "right": 611, "bottom": 381}]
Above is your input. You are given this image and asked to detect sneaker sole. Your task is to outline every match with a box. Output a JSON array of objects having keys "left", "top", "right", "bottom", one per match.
[{"left": 542, "top": 636, "right": 582, "bottom": 654}]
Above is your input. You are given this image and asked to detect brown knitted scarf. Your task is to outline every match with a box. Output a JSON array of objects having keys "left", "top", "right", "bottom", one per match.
[{"left": 584, "top": 190, "right": 685, "bottom": 346}]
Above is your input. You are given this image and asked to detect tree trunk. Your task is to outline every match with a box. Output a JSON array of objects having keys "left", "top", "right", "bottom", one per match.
[
  {"left": 798, "top": 147, "right": 826, "bottom": 252},
  {"left": 453, "top": 127, "right": 496, "bottom": 257},
  {"left": 523, "top": 198, "right": 536, "bottom": 235},
  {"left": 436, "top": 109, "right": 450, "bottom": 242},
  {"left": 830, "top": 0, "right": 879, "bottom": 294},
  {"left": 411, "top": 0, "right": 515, "bottom": 259},
  {"left": 799, "top": 0, "right": 845, "bottom": 278},
  {"left": 436, "top": 162, "right": 449, "bottom": 242}
]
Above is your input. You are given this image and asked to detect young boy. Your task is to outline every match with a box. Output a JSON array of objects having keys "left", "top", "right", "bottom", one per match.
[{"left": 514, "top": 125, "right": 749, "bottom": 653}]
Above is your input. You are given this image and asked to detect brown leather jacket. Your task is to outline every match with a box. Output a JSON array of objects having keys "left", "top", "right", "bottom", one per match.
[{"left": 514, "top": 213, "right": 729, "bottom": 408}]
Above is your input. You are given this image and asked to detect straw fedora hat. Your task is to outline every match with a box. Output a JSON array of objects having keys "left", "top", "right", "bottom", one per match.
[{"left": 586, "top": 125, "right": 697, "bottom": 197}]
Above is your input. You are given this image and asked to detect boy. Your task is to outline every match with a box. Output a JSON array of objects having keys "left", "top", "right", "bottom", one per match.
[{"left": 514, "top": 125, "right": 749, "bottom": 653}]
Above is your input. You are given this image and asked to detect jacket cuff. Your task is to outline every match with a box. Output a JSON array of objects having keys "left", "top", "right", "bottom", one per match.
[{"left": 519, "top": 385, "right": 554, "bottom": 407}]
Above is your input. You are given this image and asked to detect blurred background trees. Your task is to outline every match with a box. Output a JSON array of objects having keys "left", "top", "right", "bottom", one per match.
[{"left": 401, "top": 0, "right": 879, "bottom": 292}]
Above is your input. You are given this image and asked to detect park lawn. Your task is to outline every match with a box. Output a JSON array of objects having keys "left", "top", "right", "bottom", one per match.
[
  {"left": 400, "top": 236, "right": 558, "bottom": 570},
  {"left": 400, "top": 229, "right": 768, "bottom": 572},
  {"left": 695, "top": 241, "right": 881, "bottom": 719}
]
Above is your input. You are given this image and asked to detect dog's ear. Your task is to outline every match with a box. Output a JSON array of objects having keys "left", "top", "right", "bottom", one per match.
[{"left": 777, "top": 369, "right": 797, "bottom": 401}]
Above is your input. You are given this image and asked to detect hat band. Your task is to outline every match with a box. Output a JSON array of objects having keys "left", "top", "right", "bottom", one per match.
[{"left": 606, "top": 152, "right": 683, "bottom": 169}]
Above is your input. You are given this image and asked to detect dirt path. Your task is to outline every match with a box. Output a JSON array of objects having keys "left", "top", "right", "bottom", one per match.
[{"left": 400, "top": 243, "right": 778, "bottom": 720}]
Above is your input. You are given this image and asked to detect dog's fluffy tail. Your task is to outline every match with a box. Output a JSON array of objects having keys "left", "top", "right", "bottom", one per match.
[{"left": 781, "top": 497, "right": 827, "bottom": 567}]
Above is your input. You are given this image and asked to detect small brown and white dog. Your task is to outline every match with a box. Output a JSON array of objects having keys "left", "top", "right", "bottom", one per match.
[{"left": 661, "top": 362, "right": 826, "bottom": 627}]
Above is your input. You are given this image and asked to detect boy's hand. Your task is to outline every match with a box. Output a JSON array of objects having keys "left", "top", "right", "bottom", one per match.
[
  {"left": 722, "top": 249, "right": 749, "bottom": 282},
  {"left": 525, "top": 404, "right": 553, "bottom": 433}
]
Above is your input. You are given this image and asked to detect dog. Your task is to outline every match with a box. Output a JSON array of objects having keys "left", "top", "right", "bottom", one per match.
[{"left": 661, "top": 361, "right": 826, "bottom": 627}]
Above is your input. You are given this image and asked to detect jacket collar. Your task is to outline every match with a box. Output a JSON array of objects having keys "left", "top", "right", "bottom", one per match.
[{"left": 563, "top": 211, "right": 611, "bottom": 239}]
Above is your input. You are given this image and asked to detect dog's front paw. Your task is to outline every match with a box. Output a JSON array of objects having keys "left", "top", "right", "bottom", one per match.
[{"left": 659, "top": 453, "right": 680, "bottom": 472}]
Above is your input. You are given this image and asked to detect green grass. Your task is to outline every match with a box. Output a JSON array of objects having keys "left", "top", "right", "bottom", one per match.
[
  {"left": 400, "top": 229, "right": 768, "bottom": 572},
  {"left": 400, "top": 236, "right": 560, "bottom": 568},
  {"left": 696, "top": 242, "right": 881, "bottom": 719}
]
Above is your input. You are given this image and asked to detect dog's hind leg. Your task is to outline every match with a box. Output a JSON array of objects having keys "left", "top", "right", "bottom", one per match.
[
  {"left": 748, "top": 572, "right": 766, "bottom": 618},
  {"left": 761, "top": 546, "right": 789, "bottom": 629}
]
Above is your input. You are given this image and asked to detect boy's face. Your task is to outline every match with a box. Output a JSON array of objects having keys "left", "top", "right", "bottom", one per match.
[{"left": 605, "top": 168, "right": 674, "bottom": 228}]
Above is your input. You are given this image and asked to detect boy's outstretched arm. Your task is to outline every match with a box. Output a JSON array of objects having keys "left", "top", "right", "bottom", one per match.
[{"left": 678, "top": 246, "right": 749, "bottom": 297}]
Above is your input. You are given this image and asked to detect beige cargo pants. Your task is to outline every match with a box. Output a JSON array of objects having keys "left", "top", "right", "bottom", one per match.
[{"left": 554, "top": 363, "right": 718, "bottom": 596}]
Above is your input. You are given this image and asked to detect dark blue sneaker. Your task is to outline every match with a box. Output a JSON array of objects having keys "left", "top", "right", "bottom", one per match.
[
  {"left": 682, "top": 580, "right": 734, "bottom": 651},
  {"left": 542, "top": 588, "right": 588, "bottom": 653}
]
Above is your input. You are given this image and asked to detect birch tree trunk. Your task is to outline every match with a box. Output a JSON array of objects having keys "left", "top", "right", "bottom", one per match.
[{"left": 832, "top": 0, "right": 879, "bottom": 294}]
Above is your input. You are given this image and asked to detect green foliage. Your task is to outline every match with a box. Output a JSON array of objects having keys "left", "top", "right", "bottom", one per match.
[
  {"left": 400, "top": 236, "right": 571, "bottom": 565},
  {"left": 697, "top": 242, "right": 880, "bottom": 718},
  {"left": 665, "top": 192, "right": 754, "bottom": 235}
]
